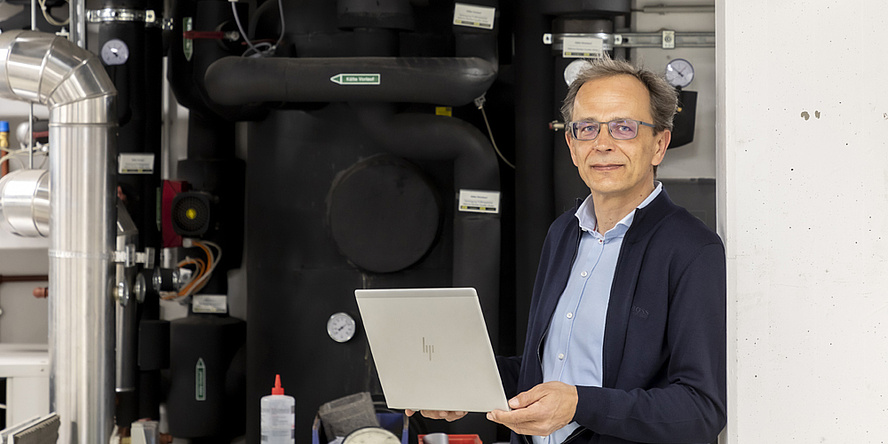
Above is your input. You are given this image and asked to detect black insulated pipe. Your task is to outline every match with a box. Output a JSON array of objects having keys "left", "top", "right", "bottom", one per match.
[
  {"left": 355, "top": 104, "right": 501, "bottom": 347},
  {"left": 204, "top": 56, "right": 497, "bottom": 106}
]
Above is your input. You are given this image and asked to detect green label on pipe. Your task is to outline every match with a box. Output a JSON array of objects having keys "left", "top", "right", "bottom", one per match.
[
  {"left": 195, "top": 358, "right": 206, "bottom": 401},
  {"left": 330, "top": 74, "right": 381, "bottom": 85},
  {"left": 184, "top": 18, "right": 193, "bottom": 61}
]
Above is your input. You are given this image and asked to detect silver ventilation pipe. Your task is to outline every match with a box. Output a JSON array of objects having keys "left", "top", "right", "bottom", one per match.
[{"left": 0, "top": 30, "right": 118, "bottom": 443}]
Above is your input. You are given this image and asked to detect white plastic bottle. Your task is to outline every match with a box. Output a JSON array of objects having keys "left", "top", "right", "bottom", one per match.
[{"left": 261, "top": 374, "right": 295, "bottom": 443}]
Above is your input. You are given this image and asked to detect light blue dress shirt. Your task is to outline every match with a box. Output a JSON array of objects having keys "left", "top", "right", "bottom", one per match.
[{"left": 532, "top": 182, "right": 662, "bottom": 444}]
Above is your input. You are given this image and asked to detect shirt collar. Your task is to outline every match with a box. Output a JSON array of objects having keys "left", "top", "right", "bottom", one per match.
[{"left": 575, "top": 181, "right": 663, "bottom": 235}]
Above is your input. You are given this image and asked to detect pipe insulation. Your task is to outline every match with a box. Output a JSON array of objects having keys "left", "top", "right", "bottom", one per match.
[
  {"left": 0, "top": 30, "right": 118, "bottom": 443},
  {"left": 355, "top": 104, "right": 502, "bottom": 346},
  {"left": 204, "top": 56, "right": 497, "bottom": 106}
]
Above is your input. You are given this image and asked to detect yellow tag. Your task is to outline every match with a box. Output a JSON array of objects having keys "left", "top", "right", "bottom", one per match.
[{"left": 435, "top": 107, "right": 452, "bottom": 117}]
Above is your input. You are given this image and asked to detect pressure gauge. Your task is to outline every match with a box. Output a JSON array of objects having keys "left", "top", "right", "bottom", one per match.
[
  {"left": 101, "top": 39, "right": 130, "bottom": 66},
  {"left": 326, "top": 312, "right": 356, "bottom": 343},
  {"left": 665, "top": 58, "right": 694, "bottom": 88},
  {"left": 342, "top": 427, "right": 400, "bottom": 444},
  {"left": 564, "top": 59, "right": 590, "bottom": 86}
]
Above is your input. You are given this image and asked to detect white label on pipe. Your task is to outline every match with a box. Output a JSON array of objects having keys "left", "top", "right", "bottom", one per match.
[
  {"left": 458, "top": 189, "right": 500, "bottom": 214},
  {"left": 193, "top": 294, "right": 228, "bottom": 314},
  {"left": 453, "top": 3, "right": 496, "bottom": 30},
  {"left": 118, "top": 153, "right": 155, "bottom": 174},
  {"left": 562, "top": 36, "right": 604, "bottom": 59}
]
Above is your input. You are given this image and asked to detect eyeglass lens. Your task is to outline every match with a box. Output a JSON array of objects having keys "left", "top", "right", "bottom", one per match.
[{"left": 571, "top": 120, "right": 639, "bottom": 140}]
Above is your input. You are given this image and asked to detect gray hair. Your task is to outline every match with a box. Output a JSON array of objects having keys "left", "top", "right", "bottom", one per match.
[{"left": 560, "top": 57, "right": 678, "bottom": 134}]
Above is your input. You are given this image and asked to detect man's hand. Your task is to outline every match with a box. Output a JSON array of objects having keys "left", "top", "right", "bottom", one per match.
[
  {"left": 485, "top": 381, "right": 578, "bottom": 436},
  {"left": 404, "top": 409, "right": 467, "bottom": 422}
]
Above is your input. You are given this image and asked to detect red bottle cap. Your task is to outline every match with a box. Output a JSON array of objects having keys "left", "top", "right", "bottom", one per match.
[{"left": 272, "top": 374, "right": 285, "bottom": 395}]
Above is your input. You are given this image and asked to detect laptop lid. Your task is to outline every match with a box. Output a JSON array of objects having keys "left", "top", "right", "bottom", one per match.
[{"left": 355, "top": 287, "right": 510, "bottom": 412}]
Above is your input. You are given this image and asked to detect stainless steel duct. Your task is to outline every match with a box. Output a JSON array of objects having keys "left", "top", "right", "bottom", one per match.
[
  {"left": 0, "top": 168, "right": 50, "bottom": 236},
  {"left": 0, "top": 30, "right": 118, "bottom": 443}
]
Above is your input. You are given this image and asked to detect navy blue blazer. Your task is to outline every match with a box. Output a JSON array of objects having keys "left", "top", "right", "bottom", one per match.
[{"left": 498, "top": 190, "right": 726, "bottom": 444}]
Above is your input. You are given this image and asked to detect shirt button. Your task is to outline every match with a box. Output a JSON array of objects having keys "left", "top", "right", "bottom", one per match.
[
  {"left": 566, "top": 312, "right": 573, "bottom": 319},
  {"left": 580, "top": 271, "right": 588, "bottom": 278},
  {"left": 557, "top": 353, "right": 565, "bottom": 360},
  {"left": 598, "top": 239, "right": 604, "bottom": 244}
]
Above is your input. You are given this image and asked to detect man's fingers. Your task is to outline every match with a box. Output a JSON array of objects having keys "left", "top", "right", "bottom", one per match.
[
  {"left": 486, "top": 383, "right": 578, "bottom": 436},
  {"left": 414, "top": 410, "right": 467, "bottom": 422},
  {"left": 487, "top": 406, "right": 550, "bottom": 436},
  {"left": 508, "top": 386, "right": 544, "bottom": 409}
]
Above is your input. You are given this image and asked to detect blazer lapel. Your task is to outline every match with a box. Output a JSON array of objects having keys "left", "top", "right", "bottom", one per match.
[
  {"left": 601, "top": 238, "right": 645, "bottom": 388},
  {"left": 601, "top": 190, "right": 675, "bottom": 388}
]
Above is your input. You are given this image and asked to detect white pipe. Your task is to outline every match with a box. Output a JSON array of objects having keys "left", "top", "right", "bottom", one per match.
[{"left": 0, "top": 30, "right": 117, "bottom": 443}]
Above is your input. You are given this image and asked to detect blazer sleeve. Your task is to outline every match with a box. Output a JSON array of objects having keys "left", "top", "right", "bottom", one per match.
[{"left": 572, "top": 242, "right": 727, "bottom": 443}]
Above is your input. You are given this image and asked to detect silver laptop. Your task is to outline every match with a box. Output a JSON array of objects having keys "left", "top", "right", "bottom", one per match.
[{"left": 355, "top": 287, "right": 510, "bottom": 412}]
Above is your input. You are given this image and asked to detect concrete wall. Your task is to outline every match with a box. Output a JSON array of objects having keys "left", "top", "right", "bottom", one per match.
[{"left": 718, "top": 0, "right": 888, "bottom": 441}]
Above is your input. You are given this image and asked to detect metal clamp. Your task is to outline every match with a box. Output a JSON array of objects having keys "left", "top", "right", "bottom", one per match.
[
  {"left": 661, "top": 30, "right": 675, "bottom": 49},
  {"left": 113, "top": 245, "right": 155, "bottom": 269},
  {"left": 87, "top": 8, "right": 159, "bottom": 27},
  {"left": 547, "top": 30, "right": 715, "bottom": 49},
  {"left": 612, "top": 31, "right": 715, "bottom": 48}
]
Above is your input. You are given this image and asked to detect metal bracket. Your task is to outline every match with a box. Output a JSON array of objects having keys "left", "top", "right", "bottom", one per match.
[
  {"left": 87, "top": 8, "right": 160, "bottom": 27},
  {"left": 661, "top": 30, "right": 675, "bottom": 49},
  {"left": 546, "top": 30, "right": 715, "bottom": 49},
  {"left": 612, "top": 31, "right": 715, "bottom": 48},
  {"left": 113, "top": 245, "right": 155, "bottom": 269}
]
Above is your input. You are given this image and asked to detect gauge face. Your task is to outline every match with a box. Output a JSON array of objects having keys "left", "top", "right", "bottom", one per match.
[
  {"left": 665, "top": 58, "right": 694, "bottom": 88},
  {"left": 342, "top": 427, "right": 400, "bottom": 444},
  {"left": 326, "top": 312, "right": 356, "bottom": 343},
  {"left": 101, "top": 39, "right": 130, "bottom": 66},
  {"left": 563, "top": 59, "right": 591, "bottom": 86}
]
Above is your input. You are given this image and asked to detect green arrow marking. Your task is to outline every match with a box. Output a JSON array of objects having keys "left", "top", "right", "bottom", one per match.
[
  {"left": 195, "top": 358, "right": 206, "bottom": 401},
  {"left": 330, "top": 73, "right": 381, "bottom": 85}
]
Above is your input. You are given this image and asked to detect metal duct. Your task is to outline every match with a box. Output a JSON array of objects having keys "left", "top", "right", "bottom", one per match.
[
  {"left": 0, "top": 30, "right": 117, "bottom": 443},
  {"left": 204, "top": 56, "right": 497, "bottom": 106},
  {"left": 0, "top": 168, "right": 50, "bottom": 236}
]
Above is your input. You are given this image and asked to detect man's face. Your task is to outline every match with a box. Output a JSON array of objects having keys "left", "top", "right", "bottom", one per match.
[{"left": 565, "top": 75, "right": 671, "bottom": 202}]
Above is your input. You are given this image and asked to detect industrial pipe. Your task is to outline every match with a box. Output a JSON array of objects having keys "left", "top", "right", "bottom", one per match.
[
  {"left": 0, "top": 274, "right": 49, "bottom": 283},
  {"left": 204, "top": 56, "right": 497, "bottom": 106},
  {"left": 355, "top": 104, "right": 502, "bottom": 346},
  {"left": 0, "top": 30, "right": 118, "bottom": 443},
  {"left": 0, "top": 168, "right": 50, "bottom": 236}
]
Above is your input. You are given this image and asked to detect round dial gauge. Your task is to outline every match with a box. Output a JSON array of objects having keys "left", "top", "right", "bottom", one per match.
[
  {"left": 326, "top": 312, "right": 356, "bottom": 343},
  {"left": 665, "top": 58, "right": 694, "bottom": 88},
  {"left": 342, "top": 427, "right": 400, "bottom": 444},
  {"left": 101, "top": 39, "right": 130, "bottom": 66},
  {"left": 563, "top": 59, "right": 590, "bottom": 86}
]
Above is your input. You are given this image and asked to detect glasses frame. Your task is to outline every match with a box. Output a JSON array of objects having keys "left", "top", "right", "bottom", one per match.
[{"left": 567, "top": 119, "right": 657, "bottom": 141}]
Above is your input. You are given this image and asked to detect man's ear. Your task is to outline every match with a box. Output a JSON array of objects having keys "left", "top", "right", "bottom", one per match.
[
  {"left": 652, "top": 129, "right": 671, "bottom": 166},
  {"left": 565, "top": 131, "right": 580, "bottom": 167}
]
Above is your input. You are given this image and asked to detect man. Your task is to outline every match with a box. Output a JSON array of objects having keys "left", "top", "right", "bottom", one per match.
[{"left": 413, "top": 57, "right": 726, "bottom": 444}]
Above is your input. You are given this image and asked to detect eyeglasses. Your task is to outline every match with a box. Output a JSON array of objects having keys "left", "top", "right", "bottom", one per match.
[{"left": 567, "top": 119, "right": 656, "bottom": 141}]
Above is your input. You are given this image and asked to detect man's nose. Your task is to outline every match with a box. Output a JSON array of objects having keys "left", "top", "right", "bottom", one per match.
[{"left": 592, "top": 128, "right": 616, "bottom": 151}]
